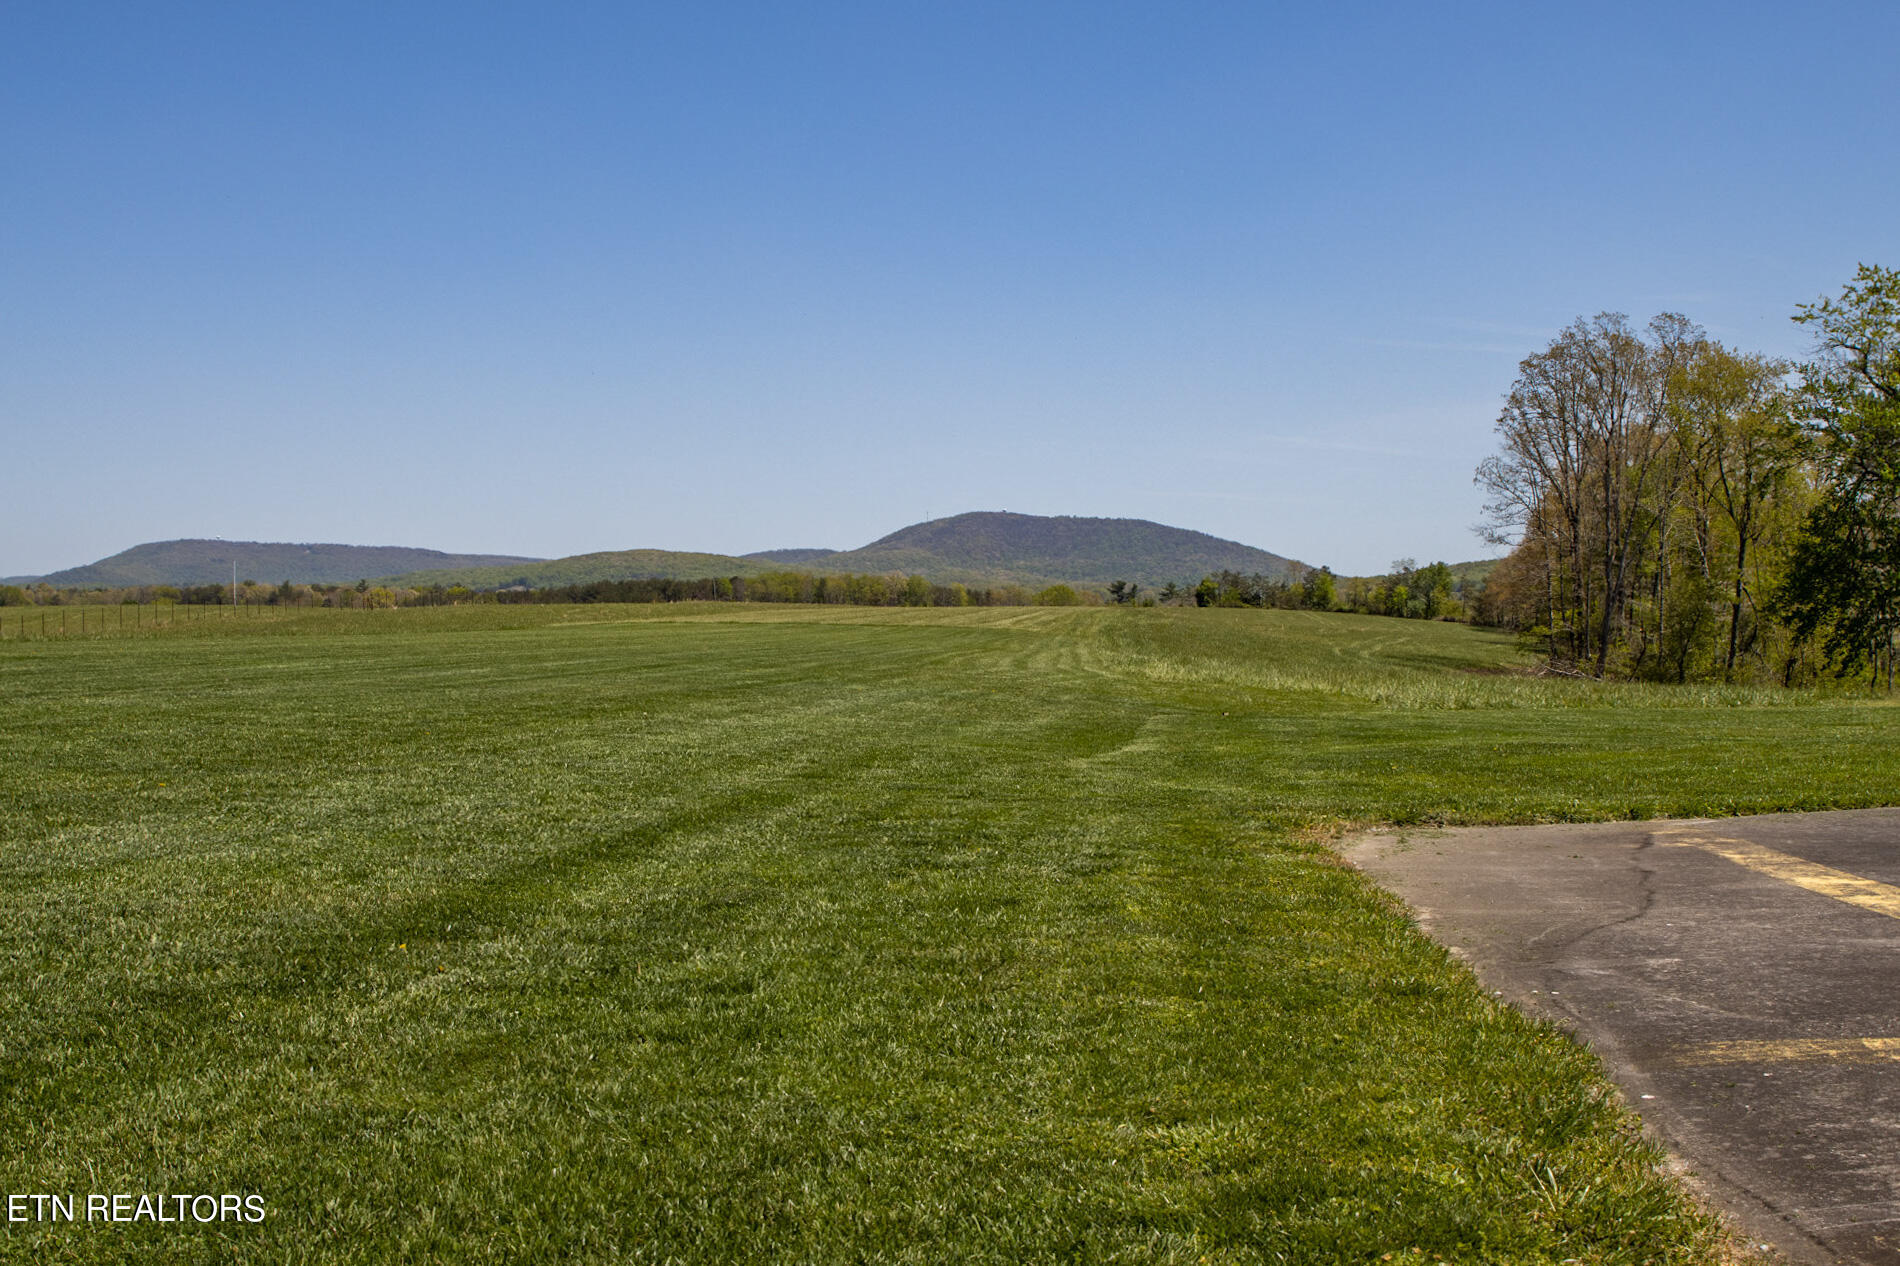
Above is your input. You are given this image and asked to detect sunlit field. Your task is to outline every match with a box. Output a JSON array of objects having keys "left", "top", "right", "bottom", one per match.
[{"left": 5, "top": 604, "right": 1895, "bottom": 1263}]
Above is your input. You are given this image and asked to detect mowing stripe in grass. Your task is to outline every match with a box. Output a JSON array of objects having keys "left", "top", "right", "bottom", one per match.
[{"left": 8, "top": 604, "right": 1897, "bottom": 1262}]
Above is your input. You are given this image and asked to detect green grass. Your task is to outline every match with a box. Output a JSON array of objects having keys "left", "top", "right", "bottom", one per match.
[{"left": 3, "top": 605, "right": 1895, "bottom": 1263}]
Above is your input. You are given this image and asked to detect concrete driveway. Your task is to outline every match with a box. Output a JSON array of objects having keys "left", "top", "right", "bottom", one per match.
[{"left": 1345, "top": 809, "right": 1900, "bottom": 1266}]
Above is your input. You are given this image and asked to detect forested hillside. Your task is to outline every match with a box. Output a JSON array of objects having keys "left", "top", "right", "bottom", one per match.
[
  {"left": 383, "top": 512, "right": 1307, "bottom": 594},
  {"left": 10, "top": 540, "right": 542, "bottom": 588},
  {"left": 816, "top": 511, "right": 1304, "bottom": 591},
  {"left": 379, "top": 549, "right": 774, "bottom": 589},
  {"left": 740, "top": 548, "right": 840, "bottom": 565}
]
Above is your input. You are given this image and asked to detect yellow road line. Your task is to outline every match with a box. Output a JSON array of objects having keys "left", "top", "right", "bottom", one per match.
[
  {"left": 1655, "top": 830, "right": 1900, "bottom": 920},
  {"left": 1674, "top": 1037, "right": 1900, "bottom": 1066}
]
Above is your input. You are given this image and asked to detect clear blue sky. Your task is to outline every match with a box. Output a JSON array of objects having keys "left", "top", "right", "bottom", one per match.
[{"left": 6, "top": 2, "right": 1897, "bottom": 578}]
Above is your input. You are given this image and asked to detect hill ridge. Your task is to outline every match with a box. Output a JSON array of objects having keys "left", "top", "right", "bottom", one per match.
[
  {"left": 12, "top": 539, "right": 544, "bottom": 588},
  {"left": 813, "top": 511, "right": 1305, "bottom": 591},
  {"left": 15, "top": 513, "right": 1311, "bottom": 594}
]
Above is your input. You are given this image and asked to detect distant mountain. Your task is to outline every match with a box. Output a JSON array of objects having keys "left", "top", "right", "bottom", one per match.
[
  {"left": 741, "top": 548, "right": 840, "bottom": 565},
  {"left": 1446, "top": 558, "right": 1501, "bottom": 586},
  {"left": 15, "top": 540, "right": 545, "bottom": 588},
  {"left": 1444, "top": 558, "right": 1502, "bottom": 600},
  {"left": 817, "top": 512, "right": 1305, "bottom": 591},
  {"left": 20, "top": 513, "right": 1309, "bottom": 595},
  {"left": 379, "top": 549, "right": 775, "bottom": 589},
  {"left": 1340, "top": 558, "right": 1502, "bottom": 590},
  {"left": 389, "top": 513, "right": 1305, "bottom": 593}
]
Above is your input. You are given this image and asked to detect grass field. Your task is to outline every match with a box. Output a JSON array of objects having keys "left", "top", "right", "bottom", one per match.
[{"left": 3, "top": 605, "right": 1896, "bottom": 1263}]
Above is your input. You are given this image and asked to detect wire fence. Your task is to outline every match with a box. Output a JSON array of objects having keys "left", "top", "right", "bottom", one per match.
[{"left": 0, "top": 601, "right": 289, "bottom": 640}]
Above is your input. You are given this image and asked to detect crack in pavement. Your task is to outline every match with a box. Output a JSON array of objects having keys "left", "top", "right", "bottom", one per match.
[{"left": 1345, "top": 811, "right": 1900, "bottom": 1266}]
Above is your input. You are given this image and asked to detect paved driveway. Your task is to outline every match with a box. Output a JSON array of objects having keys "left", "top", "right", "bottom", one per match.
[{"left": 1345, "top": 809, "right": 1900, "bottom": 1266}]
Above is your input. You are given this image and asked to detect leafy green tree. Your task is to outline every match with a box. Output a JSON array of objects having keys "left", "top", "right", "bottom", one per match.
[
  {"left": 1034, "top": 584, "right": 1081, "bottom": 606},
  {"left": 1413, "top": 562, "right": 1454, "bottom": 618},
  {"left": 846, "top": 574, "right": 889, "bottom": 605},
  {"left": 1669, "top": 342, "right": 1804, "bottom": 679},
  {"left": 1477, "top": 314, "right": 1697, "bottom": 671},
  {"left": 1300, "top": 567, "right": 1336, "bottom": 611},
  {"left": 1780, "top": 265, "right": 1900, "bottom": 685}
]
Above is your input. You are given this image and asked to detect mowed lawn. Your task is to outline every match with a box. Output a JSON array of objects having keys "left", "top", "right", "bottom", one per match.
[{"left": 3, "top": 605, "right": 1895, "bottom": 1263}]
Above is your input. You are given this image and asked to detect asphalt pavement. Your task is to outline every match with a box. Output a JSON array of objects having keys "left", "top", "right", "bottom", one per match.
[{"left": 1344, "top": 809, "right": 1900, "bottom": 1266}]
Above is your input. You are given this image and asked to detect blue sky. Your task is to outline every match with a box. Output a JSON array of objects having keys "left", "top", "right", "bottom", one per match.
[{"left": 6, "top": 2, "right": 1897, "bottom": 578}]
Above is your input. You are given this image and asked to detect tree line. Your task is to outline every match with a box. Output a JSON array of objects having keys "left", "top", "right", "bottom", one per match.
[
  {"left": 493, "top": 571, "right": 1101, "bottom": 607},
  {"left": 3, "top": 563, "right": 1482, "bottom": 619},
  {"left": 1475, "top": 264, "right": 1898, "bottom": 686},
  {"left": 0, "top": 579, "right": 480, "bottom": 609}
]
